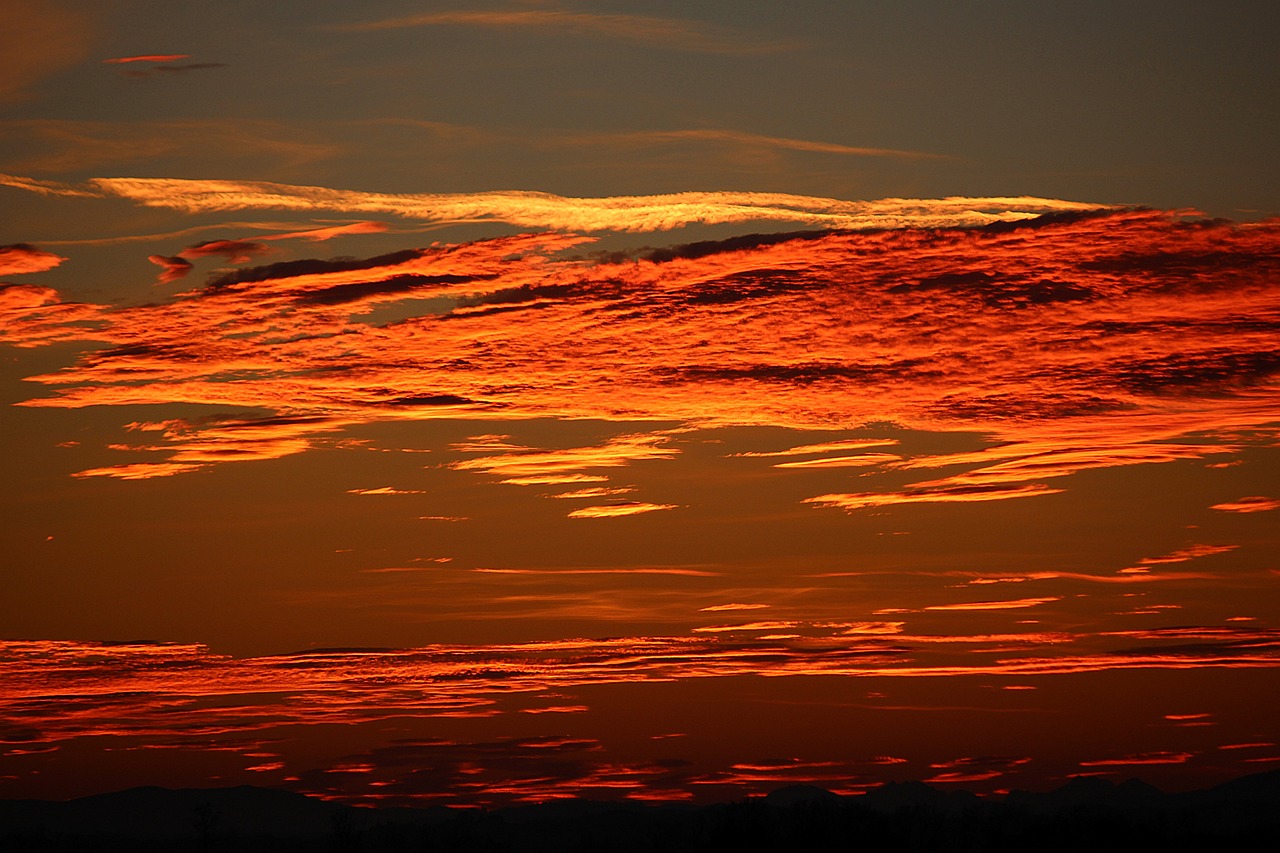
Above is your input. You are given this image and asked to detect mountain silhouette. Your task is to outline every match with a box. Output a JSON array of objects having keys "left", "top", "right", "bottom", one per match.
[{"left": 2, "top": 770, "right": 1278, "bottom": 851}]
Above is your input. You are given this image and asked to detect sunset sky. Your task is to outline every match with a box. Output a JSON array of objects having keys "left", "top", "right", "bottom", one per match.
[{"left": 2, "top": 0, "right": 1278, "bottom": 806}]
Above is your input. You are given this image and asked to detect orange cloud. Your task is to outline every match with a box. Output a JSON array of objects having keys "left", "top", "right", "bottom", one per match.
[
  {"left": 1129, "top": 544, "right": 1237, "bottom": 569},
  {"left": 450, "top": 434, "right": 677, "bottom": 483},
  {"left": 0, "top": 172, "right": 1107, "bottom": 231},
  {"left": 472, "top": 567, "right": 721, "bottom": 577},
  {"left": 148, "top": 239, "right": 271, "bottom": 284},
  {"left": 805, "top": 484, "right": 1064, "bottom": 511},
  {"left": 772, "top": 452, "right": 902, "bottom": 469},
  {"left": 566, "top": 501, "right": 680, "bottom": 519},
  {"left": 259, "top": 221, "right": 389, "bottom": 242},
  {"left": 71, "top": 462, "right": 204, "bottom": 480},
  {"left": 549, "top": 486, "right": 637, "bottom": 499},
  {"left": 924, "top": 597, "right": 1062, "bottom": 612},
  {"left": 0, "top": 244, "right": 67, "bottom": 276},
  {"left": 2, "top": 624, "right": 1277, "bottom": 788},
  {"left": 692, "top": 621, "right": 801, "bottom": 633},
  {"left": 2, "top": 205, "right": 1275, "bottom": 507},
  {"left": 177, "top": 239, "right": 271, "bottom": 264},
  {"left": 730, "top": 438, "right": 900, "bottom": 458},
  {"left": 1211, "top": 496, "right": 1280, "bottom": 513},
  {"left": 147, "top": 254, "right": 193, "bottom": 284},
  {"left": 1079, "top": 751, "right": 1195, "bottom": 767},
  {"left": 0, "top": 283, "right": 59, "bottom": 310},
  {"left": 839, "top": 622, "right": 905, "bottom": 635},
  {"left": 925, "top": 770, "right": 1004, "bottom": 783}
]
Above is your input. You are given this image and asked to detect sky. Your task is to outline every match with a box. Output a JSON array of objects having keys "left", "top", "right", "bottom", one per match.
[{"left": 1, "top": 0, "right": 1278, "bottom": 806}]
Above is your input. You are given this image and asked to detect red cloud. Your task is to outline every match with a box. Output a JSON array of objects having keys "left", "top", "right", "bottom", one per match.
[
  {"left": 102, "top": 54, "right": 191, "bottom": 64},
  {"left": 177, "top": 239, "right": 270, "bottom": 263}
]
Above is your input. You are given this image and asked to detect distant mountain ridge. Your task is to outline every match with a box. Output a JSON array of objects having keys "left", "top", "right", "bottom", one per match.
[{"left": 2, "top": 770, "right": 1278, "bottom": 852}]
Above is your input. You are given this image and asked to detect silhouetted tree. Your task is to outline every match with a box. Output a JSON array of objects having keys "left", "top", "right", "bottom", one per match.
[
  {"left": 192, "top": 802, "right": 221, "bottom": 853},
  {"left": 328, "top": 807, "right": 361, "bottom": 853}
]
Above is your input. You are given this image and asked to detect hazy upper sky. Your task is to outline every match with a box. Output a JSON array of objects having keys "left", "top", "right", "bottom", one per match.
[{"left": 1, "top": 0, "right": 1278, "bottom": 806}]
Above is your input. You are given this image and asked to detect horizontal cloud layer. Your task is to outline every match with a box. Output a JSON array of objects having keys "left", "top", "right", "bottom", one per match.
[
  {"left": 0, "top": 172, "right": 1106, "bottom": 231},
  {"left": 2, "top": 202, "right": 1275, "bottom": 507}
]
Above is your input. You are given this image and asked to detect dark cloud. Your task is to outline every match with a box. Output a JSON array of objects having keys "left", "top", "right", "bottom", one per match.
[
  {"left": 889, "top": 271, "right": 1096, "bottom": 308},
  {"left": 658, "top": 359, "right": 934, "bottom": 385},
  {"left": 1079, "top": 248, "right": 1277, "bottom": 277},
  {"left": 637, "top": 229, "right": 836, "bottom": 263},
  {"left": 297, "top": 273, "right": 494, "bottom": 306},
  {"left": 179, "top": 239, "right": 270, "bottom": 264},
  {"left": 147, "top": 254, "right": 193, "bottom": 284},
  {"left": 1111, "top": 350, "right": 1280, "bottom": 394},
  {"left": 206, "top": 249, "right": 424, "bottom": 288}
]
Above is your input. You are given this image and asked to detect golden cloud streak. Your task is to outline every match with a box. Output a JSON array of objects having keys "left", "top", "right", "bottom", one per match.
[
  {"left": 0, "top": 172, "right": 1107, "bottom": 231},
  {"left": 923, "top": 597, "right": 1063, "bottom": 612},
  {"left": 566, "top": 501, "right": 680, "bottom": 519}
]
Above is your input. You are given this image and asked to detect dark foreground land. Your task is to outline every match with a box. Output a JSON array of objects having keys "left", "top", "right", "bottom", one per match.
[{"left": 3, "top": 770, "right": 1279, "bottom": 852}]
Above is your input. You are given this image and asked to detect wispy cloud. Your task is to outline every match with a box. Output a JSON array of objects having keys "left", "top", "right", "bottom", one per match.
[
  {"left": 102, "top": 54, "right": 191, "bottom": 64},
  {"left": 805, "top": 484, "right": 1064, "bottom": 511},
  {"left": 334, "top": 8, "right": 794, "bottom": 54},
  {"left": 731, "top": 438, "right": 900, "bottom": 458},
  {"left": 0, "top": 121, "right": 338, "bottom": 173},
  {"left": 0, "top": 172, "right": 1107, "bottom": 231},
  {"left": 566, "top": 501, "right": 680, "bottom": 519},
  {"left": 556, "top": 128, "right": 949, "bottom": 161},
  {"left": 346, "top": 487, "right": 426, "bottom": 496},
  {"left": 1211, "top": 496, "right": 1280, "bottom": 513},
  {"left": 449, "top": 434, "right": 677, "bottom": 484},
  {"left": 472, "top": 567, "right": 720, "bottom": 577},
  {"left": 1079, "top": 751, "right": 1195, "bottom": 767},
  {"left": 923, "top": 597, "right": 1062, "bottom": 612},
  {"left": 4, "top": 625, "right": 1278, "bottom": 769}
]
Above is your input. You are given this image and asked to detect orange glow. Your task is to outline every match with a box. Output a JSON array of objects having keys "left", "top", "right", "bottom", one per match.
[{"left": 3, "top": 179, "right": 1279, "bottom": 805}]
